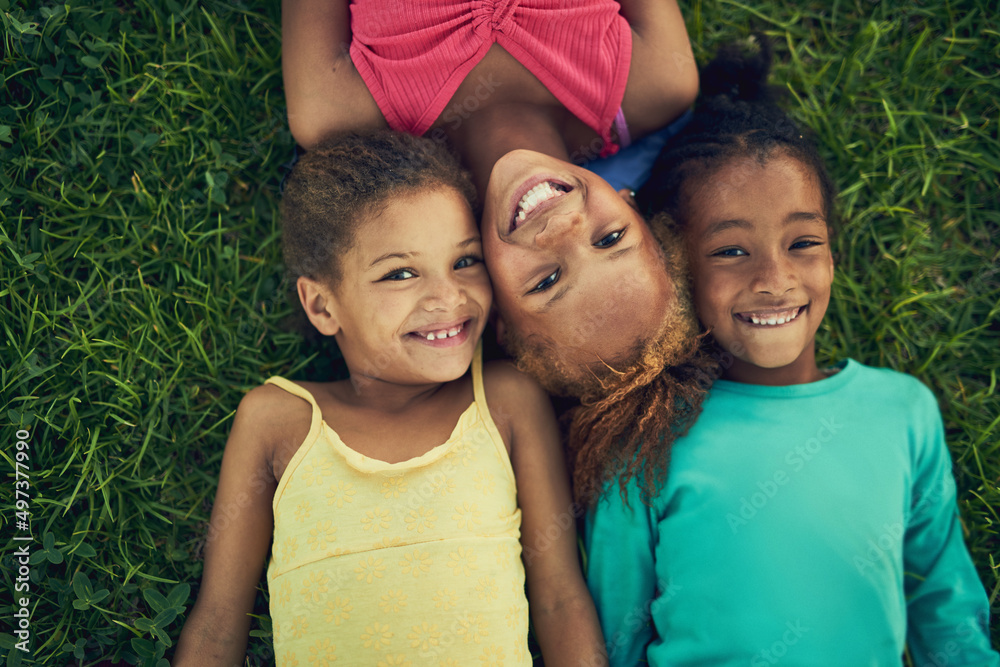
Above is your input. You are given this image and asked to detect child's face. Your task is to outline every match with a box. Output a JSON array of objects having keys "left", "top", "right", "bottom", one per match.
[
  {"left": 683, "top": 154, "right": 834, "bottom": 384},
  {"left": 481, "top": 149, "right": 679, "bottom": 369},
  {"left": 331, "top": 187, "right": 492, "bottom": 385}
]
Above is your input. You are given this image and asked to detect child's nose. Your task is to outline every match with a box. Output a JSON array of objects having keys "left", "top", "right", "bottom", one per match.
[
  {"left": 424, "top": 275, "right": 467, "bottom": 310},
  {"left": 751, "top": 254, "right": 796, "bottom": 295},
  {"left": 533, "top": 209, "right": 585, "bottom": 249}
]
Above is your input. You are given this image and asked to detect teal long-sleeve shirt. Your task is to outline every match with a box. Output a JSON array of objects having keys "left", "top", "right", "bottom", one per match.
[{"left": 584, "top": 360, "right": 998, "bottom": 666}]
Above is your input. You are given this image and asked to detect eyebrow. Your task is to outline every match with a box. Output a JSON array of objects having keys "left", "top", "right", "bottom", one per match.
[
  {"left": 368, "top": 236, "right": 481, "bottom": 268},
  {"left": 703, "top": 212, "right": 826, "bottom": 239},
  {"left": 785, "top": 211, "right": 826, "bottom": 225},
  {"left": 538, "top": 244, "right": 635, "bottom": 313},
  {"left": 369, "top": 251, "right": 413, "bottom": 268}
]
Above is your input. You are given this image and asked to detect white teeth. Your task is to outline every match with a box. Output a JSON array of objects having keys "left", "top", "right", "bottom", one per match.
[
  {"left": 745, "top": 309, "right": 800, "bottom": 326},
  {"left": 515, "top": 182, "right": 567, "bottom": 220},
  {"left": 419, "top": 324, "right": 463, "bottom": 341}
]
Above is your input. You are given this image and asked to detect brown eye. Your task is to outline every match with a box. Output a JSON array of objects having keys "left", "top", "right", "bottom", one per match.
[
  {"left": 381, "top": 268, "right": 415, "bottom": 281},
  {"left": 529, "top": 269, "right": 560, "bottom": 294},
  {"left": 594, "top": 229, "right": 625, "bottom": 248},
  {"left": 713, "top": 247, "right": 747, "bottom": 257}
]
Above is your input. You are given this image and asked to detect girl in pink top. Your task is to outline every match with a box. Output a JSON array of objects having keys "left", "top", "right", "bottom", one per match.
[
  {"left": 283, "top": 0, "right": 701, "bottom": 403},
  {"left": 349, "top": 0, "right": 631, "bottom": 158},
  {"left": 283, "top": 0, "right": 697, "bottom": 193}
]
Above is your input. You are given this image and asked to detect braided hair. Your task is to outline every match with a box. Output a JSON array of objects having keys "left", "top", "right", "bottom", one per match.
[
  {"left": 564, "top": 37, "right": 835, "bottom": 506},
  {"left": 509, "top": 214, "right": 721, "bottom": 508},
  {"left": 637, "top": 36, "right": 837, "bottom": 229}
]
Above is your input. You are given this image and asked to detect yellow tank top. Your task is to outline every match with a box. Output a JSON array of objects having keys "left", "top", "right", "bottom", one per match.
[{"left": 266, "top": 349, "right": 530, "bottom": 666}]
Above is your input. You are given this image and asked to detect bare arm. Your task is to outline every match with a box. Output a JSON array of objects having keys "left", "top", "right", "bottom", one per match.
[
  {"left": 617, "top": 0, "right": 699, "bottom": 138},
  {"left": 487, "top": 363, "right": 609, "bottom": 667},
  {"left": 281, "top": 0, "right": 385, "bottom": 148},
  {"left": 173, "top": 387, "right": 284, "bottom": 665}
]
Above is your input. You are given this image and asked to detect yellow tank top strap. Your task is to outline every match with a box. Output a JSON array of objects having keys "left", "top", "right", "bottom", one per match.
[
  {"left": 471, "top": 340, "right": 488, "bottom": 412},
  {"left": 470, "top": 341, "right": 517, "bottom": 485},
  {"left": 263, "top": 377, "right": 324, "bottom": 487},
  {"left": 265, "top": 376, "right": 320, "bottom": 408}
]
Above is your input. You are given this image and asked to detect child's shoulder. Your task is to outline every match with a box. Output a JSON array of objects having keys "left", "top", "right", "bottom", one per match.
[
  {"left": 238, "top": 380, "right": 313, "bottom": 424},
  {"left": 849, "top": 361, "right": 937, "bottom": 405},
  {"left": 830, "top": 361, "right": 941, "bottom": 427},
  {"left": 231, "top": 380, "right": 317, "bottom": 469},
  {"left": 480, "top": 360, "right": 553, "bottom": 439},
  {"left": 481, "top": 359, "right": 548, "bottom": 402}
]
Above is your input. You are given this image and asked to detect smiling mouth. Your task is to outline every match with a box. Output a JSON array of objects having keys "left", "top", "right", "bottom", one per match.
[
  {"left": 735, "top": 306, "right": 806, "bottom": 326},
  {"left": 510, "top": 181, "right": 571, "bottom": 233},
  {"left": 406, "top": 319, "right": 472, "bottom": 348},
  {"left": 409, "top": 321, "right": 466, "bottom": 341}
]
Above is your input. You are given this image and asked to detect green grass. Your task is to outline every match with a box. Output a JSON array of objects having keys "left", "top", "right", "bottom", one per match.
[{"left": 1, "top": 0, "right": 997, "bottom": 663}]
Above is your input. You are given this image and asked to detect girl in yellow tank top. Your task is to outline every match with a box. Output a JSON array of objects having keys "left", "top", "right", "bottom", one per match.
[{"left": 176, "top": 131, "right": 607, "bottom": 666}]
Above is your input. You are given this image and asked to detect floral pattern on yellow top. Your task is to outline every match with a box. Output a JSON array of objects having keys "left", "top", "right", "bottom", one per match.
[{"left": 266, "top": 349, "right": 529, "bottom": 665}]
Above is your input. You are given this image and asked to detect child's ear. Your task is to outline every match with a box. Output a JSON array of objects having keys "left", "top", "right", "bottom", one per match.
[
  {"left": 297, "top": 276, "right": 341, "bottom": 336},
  {"left": 826, "top": 225, "right": 837, "bottom": 277},
  {"left": 618, "top": 188, "right": 639, "bottom": 212},
  {"left": 493, "top": 312, "right": 508, "bottom": 346}
]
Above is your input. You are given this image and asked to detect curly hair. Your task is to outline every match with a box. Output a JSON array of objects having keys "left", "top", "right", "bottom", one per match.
[
  {"left": 504, "top": 214, "right": 721, "bottom": 506},
  {"left": 637, "top": 36, "right": 838, "bottom": 232},
  {"left": 551, "top": 36, "right": 837, "bottom": 505},
  {"left": 281, "top": 130, "right": 476, "bottom": 285}
]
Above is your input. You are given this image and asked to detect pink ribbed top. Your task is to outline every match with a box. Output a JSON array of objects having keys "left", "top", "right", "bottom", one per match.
[{"left": 349, "top": 0, "right": 632, "bottom": 156}]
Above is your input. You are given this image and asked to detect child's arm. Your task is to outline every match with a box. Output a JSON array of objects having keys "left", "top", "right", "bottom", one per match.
[
  {"left": 173, "top": 386, "right": 289, "bottom": 665},
  {"left": 617, "top": 0, "right": 699, "bottom": 140},
  {"left": 903, "top": 386, "right": 999, "bottom": 665},
  {"left": 281, "top": 0, "right": 385, "bottom": 148},
  {"left": 583, "top": 476, "right": 659, "bottom": 667},
  {"left": 486, "top": 362, "right": 608, "bottom": 667}
]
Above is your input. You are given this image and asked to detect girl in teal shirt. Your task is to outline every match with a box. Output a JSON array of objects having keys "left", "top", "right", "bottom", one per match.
[{"left": 583, "top": 39, "right": 999, "bottom": 666}]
